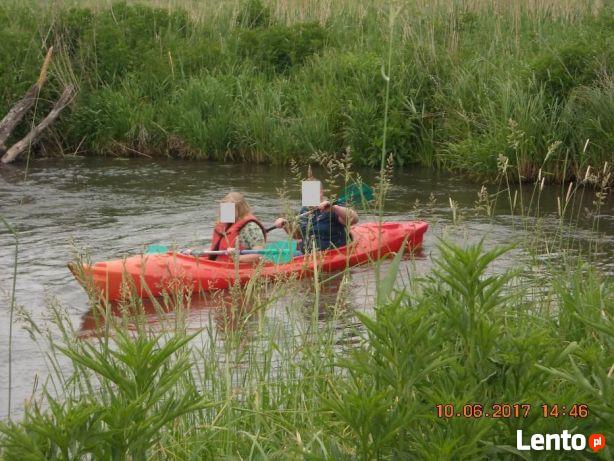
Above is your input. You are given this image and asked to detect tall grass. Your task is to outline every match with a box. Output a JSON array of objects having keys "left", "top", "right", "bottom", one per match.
[
  {"left": 0, "top": 0, "right": 612, "bottom": 182},
  {"left": 0, "top": 216, "right": 18, "bottom": 420}
]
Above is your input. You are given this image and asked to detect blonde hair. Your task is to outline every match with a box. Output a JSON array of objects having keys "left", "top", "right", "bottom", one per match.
[{"left": 221, "top": 192, "right": 251, "bottom": 220}]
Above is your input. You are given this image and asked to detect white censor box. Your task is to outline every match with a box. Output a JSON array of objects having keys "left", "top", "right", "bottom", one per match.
[
  {"left": 220, "top": 202, "right": 236, "bottom": 223},
  {"left": 302, "top": 181, "right": 321, "bottom": 207}
]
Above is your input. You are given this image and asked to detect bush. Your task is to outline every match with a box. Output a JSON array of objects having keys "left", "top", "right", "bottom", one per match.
[
  {"left": 327, "top": 241, "right": 613, "bottom": 459},
  {"left": 0, "top": 242, "right": 611, "bottom": 458},
  {"left": 69, "top": 81, "right": 160, "bottom": 154},
  {"left": 531, "top": 42, "right": 601, "bottom": 99},
  {"left": 0, "top": 328, "right": 209, "bottom": 460},
  {"left": 237, "top": 22, "right": 327, "bottom": 73},
  {"left": 72, "top": 3, "right": 189, "bottom": 85},
  {"left": 561, "top": 76, "right": 614, "bottom": 170},
  {"left": 163, "top": 76, "right": 237, "bottom": 157},
  {"left": 236, "top": 0, "right": 271, "bottom": 28}
]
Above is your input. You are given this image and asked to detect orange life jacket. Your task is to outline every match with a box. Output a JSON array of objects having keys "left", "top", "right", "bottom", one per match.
[{"left": 209, "top": 214, "right": 267, "bottom": 261}]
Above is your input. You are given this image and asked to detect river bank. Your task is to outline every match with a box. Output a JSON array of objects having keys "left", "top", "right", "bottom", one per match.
[{"left": 1, "top": 0, "right": 612, "bottom": 183}]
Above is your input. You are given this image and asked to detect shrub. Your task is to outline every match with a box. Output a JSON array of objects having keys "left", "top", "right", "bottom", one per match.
[
  {"left": 163, "top": 76, "right": 236, "bottom": 157},
  {"left": 561, "top": 75, "right": 614, "bottom": 170},
  {"left": 0, "top": 328, "right": 209, "bottom": 460},
  {"left": 236, "top": 0, "right": 271, "bottom": 29},
  {"left": 532, "top": 42, "right": 602, "bottom": 99},
  {"left": 68, "top": 82, "right": 160, "bottom": 154},
  {"left": 237, "top": 22, "right": 327, "bottom": 73},
  {"left": 73, "top": 2, "right": 189, "bottom": 85}
]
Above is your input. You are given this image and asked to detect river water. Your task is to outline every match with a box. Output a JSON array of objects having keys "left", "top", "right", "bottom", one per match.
[{"left": 1, "top": 158, "right": 612, "bottom": 419}]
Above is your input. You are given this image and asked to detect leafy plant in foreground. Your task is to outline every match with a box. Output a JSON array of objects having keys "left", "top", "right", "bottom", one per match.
[
  {"left": 325, "top": 241, "right": 613, "bottom": 459},
  {"left": 0, "top": 327, "right": 211, "bottom": 460}
]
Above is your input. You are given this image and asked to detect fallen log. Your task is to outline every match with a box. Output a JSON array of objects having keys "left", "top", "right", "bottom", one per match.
[
  {"left": 0, "top": 47, "right": 53, "bottom": 153},
  {"left": 1, "top": 85, "right": 75, "bottom": 164}
]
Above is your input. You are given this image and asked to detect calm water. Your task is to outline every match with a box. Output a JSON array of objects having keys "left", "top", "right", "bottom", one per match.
[{"left": 1, "top": 158, "right": 612, "bottom": 418}]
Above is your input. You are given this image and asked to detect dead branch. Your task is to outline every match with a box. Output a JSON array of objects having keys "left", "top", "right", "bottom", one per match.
[
  {"left": 1, "top": 85, "right": 75, "bottom": 164},
  {"left": 0, "top": 47, "right": 53, "bottom": 151}
]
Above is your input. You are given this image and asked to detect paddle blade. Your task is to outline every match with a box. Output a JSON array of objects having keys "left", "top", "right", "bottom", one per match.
[
  {"left": 338, "top": 182, "right": 374, "bottom": 207},
  {"left": 262, "top": 240, "right": 299, "bottom": 264},
  {"left": 146, "top": 244, "right": 169, "bottom": 254}
]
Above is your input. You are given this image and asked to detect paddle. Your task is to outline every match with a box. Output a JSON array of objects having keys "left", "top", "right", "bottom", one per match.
[
  {"left": 146, "top": 241, "right": 301, "bottom": 263},
  {"left": 265, "top": 182, "right": 374, "bottom": 233}
]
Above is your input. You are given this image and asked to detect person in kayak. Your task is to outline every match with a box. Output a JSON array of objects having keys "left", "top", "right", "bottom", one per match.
[
  {"left": 187, "top": 192, "right": 266, "bottom": 263},
  {"left": 274, "top": 179, "right": 358, "bottom": 252}
]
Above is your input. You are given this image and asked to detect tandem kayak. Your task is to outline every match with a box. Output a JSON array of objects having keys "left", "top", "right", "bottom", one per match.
[{"left": 69, "top": 221, "right": 428, "bottom": 301}]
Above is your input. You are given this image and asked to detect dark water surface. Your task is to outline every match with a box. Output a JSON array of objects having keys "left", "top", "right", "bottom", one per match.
[{"left": 1, "top": 158, "right": 612, "bottom": 418}]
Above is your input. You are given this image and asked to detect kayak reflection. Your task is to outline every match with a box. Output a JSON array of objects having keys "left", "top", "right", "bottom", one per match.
[{"left": 77, "top": 272, "right": 357, "bottom": 339}]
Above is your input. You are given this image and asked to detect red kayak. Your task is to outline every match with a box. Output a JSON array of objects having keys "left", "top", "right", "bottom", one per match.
[{"left": 69, "top": 221, "right": 428, "bottom": 301}]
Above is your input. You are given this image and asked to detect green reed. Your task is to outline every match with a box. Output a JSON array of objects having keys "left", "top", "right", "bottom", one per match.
[{"left": 0, "top": 217, "right": 18, "bottom": 420}]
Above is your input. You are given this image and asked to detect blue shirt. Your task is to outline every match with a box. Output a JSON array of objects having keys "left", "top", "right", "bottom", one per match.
[{"left": 299, "top": 206, "right": 349, "bottom": 251}]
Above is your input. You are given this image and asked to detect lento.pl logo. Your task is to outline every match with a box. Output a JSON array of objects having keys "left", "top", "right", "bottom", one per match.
[
  {"left": 517, "top": 430, "right": 606, "bottom": 452},
  {"left": 589, "top": 434, "right": 606, "bottom": 453}
]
